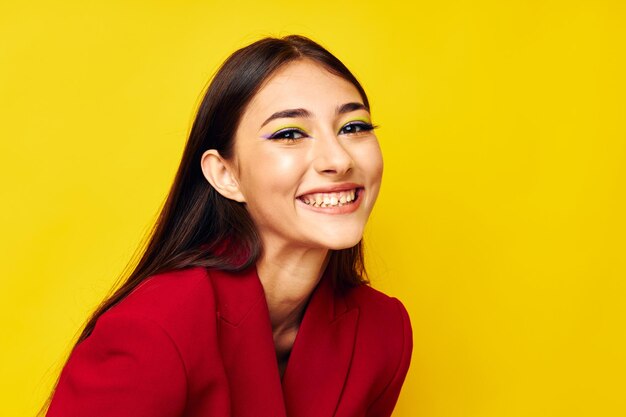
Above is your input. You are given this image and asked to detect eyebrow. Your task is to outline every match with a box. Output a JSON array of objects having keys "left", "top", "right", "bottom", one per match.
[{"left": 260, "top": 102, "right": 369, "bottom": 128}]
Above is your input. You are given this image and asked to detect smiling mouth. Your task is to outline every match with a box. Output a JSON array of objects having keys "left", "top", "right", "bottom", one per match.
[{"left": 297, "top": 188, "right": 363, "bottom": 208}]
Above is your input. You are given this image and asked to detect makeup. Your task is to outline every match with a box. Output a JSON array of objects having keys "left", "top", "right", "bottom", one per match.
[{"left": 261, "top": 124, "right": 309, "bottom": 140}]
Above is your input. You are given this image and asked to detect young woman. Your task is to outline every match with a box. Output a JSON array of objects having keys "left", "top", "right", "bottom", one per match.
[{"left": 45, "top": 35, "right": 412, "bottom": 417}]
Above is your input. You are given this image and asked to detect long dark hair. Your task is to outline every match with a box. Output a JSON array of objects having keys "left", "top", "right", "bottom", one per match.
[{"left": 42, "top": 34, "right": 371, "bottom": 414}]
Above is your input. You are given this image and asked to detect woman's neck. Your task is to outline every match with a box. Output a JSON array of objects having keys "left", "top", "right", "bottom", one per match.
[
  {"left": 256, "top": 243, "right": 329, "bottom": 332},
  {"left": 256, "top": 243, "right": 329, "bottom": 378}
]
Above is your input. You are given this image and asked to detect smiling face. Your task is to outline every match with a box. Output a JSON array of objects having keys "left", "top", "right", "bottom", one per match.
[{"left": 203, "top": 59, "right": 383, "bottom": 252}]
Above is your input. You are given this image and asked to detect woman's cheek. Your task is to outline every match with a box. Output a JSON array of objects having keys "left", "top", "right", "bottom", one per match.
[
  {"left": 243, "top": 147, "right": 308, "bottom": 202},
  {"left": 272, "top": 151, "right": 304, "bottom": 177},
  {"left": 354, "top": 139, "right": 384, "bottom": 180}
]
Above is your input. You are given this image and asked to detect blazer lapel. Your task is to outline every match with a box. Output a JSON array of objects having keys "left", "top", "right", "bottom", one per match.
[
  {"left": 209, "top": 267, "right": 287, "bottom": 417},
  {"left": 281, "top": 269, "right": 360, "bottom": 417}
]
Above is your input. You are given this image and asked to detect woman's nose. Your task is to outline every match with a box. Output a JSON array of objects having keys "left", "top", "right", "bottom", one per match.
[{"left": 312, "top": 132, "right": 355, "bottom": 176}]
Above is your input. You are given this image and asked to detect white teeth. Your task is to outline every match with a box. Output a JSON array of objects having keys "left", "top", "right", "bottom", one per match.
[{"left": 299, "top": 189, "right": 360, "bottom": 207}]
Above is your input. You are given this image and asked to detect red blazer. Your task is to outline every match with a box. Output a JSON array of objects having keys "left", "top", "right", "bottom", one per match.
[{"left": 47, "top": 266, "right": 412, "bottom": 417}]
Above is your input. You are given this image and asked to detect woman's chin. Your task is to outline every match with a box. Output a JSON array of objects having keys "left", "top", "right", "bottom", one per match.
[
  {"left": 310, "top": 223, "right": 366, "bottom": 250},
  {"left": 317, "top": 235, "right": 363, "bottom": 251}
]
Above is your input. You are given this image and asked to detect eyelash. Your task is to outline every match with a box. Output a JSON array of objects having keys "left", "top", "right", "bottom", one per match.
[{"left": 268, "top": 121, "right": 377, "bottom": 142}]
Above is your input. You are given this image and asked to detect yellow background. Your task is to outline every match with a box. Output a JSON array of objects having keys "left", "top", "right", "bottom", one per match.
[{"left": 1, "top": 1, "right": 625, "bottom": 416}]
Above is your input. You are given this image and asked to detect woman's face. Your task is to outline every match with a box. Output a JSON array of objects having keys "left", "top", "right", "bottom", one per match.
[{"left": 227, "top": 59, "right": 383, "bottom": 251}]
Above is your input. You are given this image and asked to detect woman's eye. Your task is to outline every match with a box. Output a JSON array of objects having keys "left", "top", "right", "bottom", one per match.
[
  {"left": 339, "top": 121, "right": 375, "bottom": 135},
  {"left": 268, "top": 128, "right": 308, "bottom": 141}
]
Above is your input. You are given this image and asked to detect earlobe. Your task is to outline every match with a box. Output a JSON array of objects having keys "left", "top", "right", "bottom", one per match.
[{"left": 200, "top": 149, "right": 246, "bottom": 203}]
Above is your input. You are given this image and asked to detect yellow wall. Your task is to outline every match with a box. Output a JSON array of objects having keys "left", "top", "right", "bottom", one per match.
[{"left": 1, "top": 1, "right": 624, "bottom": 416}]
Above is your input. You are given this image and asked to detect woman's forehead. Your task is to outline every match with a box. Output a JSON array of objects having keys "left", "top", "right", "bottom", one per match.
[{"left": 242, "top": 60, "right": 364, "bottom": 124}]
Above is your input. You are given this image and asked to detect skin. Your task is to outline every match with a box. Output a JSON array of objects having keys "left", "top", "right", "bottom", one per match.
[{"left": 201, "top": 59, "right": 383, "bottom": 376}]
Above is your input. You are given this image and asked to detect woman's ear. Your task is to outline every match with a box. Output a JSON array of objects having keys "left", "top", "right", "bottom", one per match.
[{"left": 200, "top": 149, "right": 246, "bottom": 203}]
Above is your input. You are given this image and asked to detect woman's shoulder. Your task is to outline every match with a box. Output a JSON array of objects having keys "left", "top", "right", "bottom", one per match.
[
  {"left": 105, "top": 266, "right": 216, "bottom": 332},
  {"left": 343, "top": 282, "right": 412, "bottom": 354},
  {"left": 342, "top": 283, "right": 413, "bottom": 413},
  {"left": 48, "top": 267, "right": 219, "bottom": 415},
  {"left": 346, "top": 282, "right": 411, "bottom": 322}
]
